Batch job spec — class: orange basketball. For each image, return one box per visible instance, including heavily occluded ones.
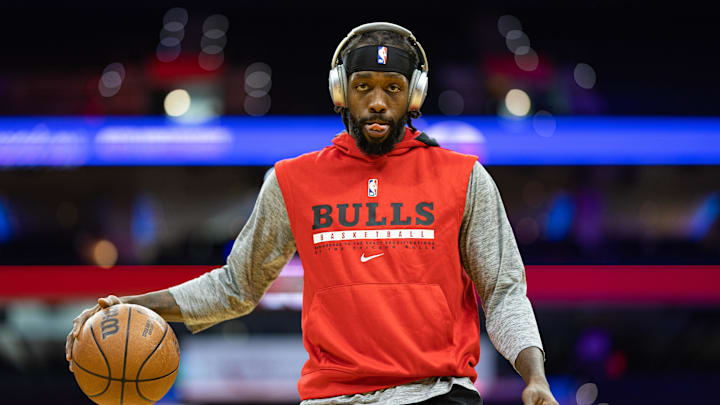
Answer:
[71,304,180,405]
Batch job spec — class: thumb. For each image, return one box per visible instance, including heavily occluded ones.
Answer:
[98,295,122,308]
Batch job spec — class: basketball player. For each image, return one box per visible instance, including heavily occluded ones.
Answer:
[67,22,558,405]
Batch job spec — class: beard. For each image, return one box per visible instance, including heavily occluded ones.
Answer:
[345,110,408,156]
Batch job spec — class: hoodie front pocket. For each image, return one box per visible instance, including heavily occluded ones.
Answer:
[303,282,455,376]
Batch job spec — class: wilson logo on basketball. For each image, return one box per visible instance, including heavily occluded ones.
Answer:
[100,306,119,339]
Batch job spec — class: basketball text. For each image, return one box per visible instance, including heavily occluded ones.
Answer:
[142,319,154,337]
[100,306,120,339]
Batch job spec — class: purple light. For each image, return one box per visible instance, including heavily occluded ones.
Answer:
[576,328,611,363]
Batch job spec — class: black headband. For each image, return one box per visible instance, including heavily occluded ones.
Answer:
[343,45,415,81]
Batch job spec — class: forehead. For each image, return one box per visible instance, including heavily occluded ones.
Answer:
[349,71,408,83]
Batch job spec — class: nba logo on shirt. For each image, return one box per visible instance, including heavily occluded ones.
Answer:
[368,179,378,197]
[377,46,387,64]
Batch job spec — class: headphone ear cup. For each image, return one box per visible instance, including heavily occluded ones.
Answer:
[328,65,347,108]
[407,69,428,113]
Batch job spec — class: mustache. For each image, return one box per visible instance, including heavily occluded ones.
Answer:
[358,114,396,126]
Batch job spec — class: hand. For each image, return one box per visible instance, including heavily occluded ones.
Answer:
[65,295,124,373]
[522,378,559,405]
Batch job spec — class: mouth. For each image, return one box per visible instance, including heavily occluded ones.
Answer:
[364,121,390,139]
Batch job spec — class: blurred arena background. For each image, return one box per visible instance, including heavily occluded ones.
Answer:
[0,2,719,404]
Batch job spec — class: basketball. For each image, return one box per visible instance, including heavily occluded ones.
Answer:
[71,304,180,405]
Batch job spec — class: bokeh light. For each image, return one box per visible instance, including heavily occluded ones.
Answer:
[438,90,464,116]
[514,45,531,56]
[160,28,184,47]
[157,8,187,63]
[199,14,229,71]
[0,196,11,243]
[201,35,227,54]
[575,382,599,405]
[576,328,611,362]
[505,30,530,54]
[101,71,122,88]
[546,192,575,241]
[156,43,181,63]
[163,20,184,33]
[244,62,272,115]
[504,89,531,116]
[533,110,556,137]
[606,350,628,379]
[92,239,118,269]
[244,94,272,116]
[245,71,272,96]
[497,15,522,38]
[98,63,125,97]
[689,192,720,240]
[515,48,539,71]
[574,62,597,89]
[516,217,540,244]
[246,62,272,75]
[163,7,188,29]
[198,52,224,71]
[202,14,229,37]
[164,89,191,117]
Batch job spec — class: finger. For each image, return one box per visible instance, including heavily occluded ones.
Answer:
[71,319,79,339]
[67,317,81,362]
[540,392,558,405]
[522,392,538,405]
[74,303,102,337]
[98,295,120,308]
[542,398,558,405]
[71,314,84,338]
[66,333,75,373]
[65,333,72,361]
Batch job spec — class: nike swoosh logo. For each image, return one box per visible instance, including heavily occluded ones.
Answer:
[360,252,384,263]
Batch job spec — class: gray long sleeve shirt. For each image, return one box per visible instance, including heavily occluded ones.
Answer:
[169,161,544,404]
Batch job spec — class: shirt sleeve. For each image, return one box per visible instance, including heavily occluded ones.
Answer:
[459,161,545,371]
[168,168,297,333]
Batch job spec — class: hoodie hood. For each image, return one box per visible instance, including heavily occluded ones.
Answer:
[331,126,438,162]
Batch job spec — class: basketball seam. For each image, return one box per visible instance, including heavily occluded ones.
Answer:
[120,307,132,405]
[135,323,170,402]
[84,323,112,398]
[70,360,179,383]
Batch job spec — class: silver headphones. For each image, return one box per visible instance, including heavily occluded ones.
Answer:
[328,22,429,116]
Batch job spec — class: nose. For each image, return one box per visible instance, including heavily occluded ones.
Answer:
[367,88,388,114]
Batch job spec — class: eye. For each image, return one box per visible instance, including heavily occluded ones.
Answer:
[355,83,369,91]
[388,84,401,93]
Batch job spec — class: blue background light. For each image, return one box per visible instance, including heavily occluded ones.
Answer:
[1,116,719,166]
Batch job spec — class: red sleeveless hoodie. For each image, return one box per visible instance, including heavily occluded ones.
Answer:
[274,127,480,400]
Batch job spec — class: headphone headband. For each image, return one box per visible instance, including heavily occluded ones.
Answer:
[330,22,429,74]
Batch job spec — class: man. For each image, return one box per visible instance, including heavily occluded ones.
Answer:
[66,22,558,405]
